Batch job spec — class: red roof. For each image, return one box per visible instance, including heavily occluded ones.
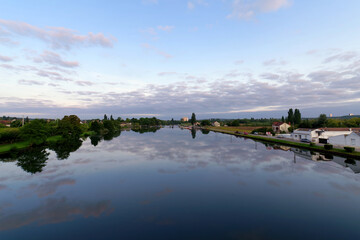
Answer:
[272,122,289,126]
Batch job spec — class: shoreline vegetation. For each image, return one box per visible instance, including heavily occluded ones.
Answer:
[0,115,163,156]
[205,126,360,159]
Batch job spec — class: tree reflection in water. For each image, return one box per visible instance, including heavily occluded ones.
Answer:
[48,137,83,160]
[16,146,49,174]
[191,128,196,139]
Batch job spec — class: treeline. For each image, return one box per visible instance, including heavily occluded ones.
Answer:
[299,115,360,128]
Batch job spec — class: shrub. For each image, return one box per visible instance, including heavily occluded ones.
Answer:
[344,146,355,153]
[309,142,315,146]
[0,128,21,143]
[324,144,333,150]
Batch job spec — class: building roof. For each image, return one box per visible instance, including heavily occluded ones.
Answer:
[272,122,289,126]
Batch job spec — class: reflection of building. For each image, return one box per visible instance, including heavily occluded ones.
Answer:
[332,156,360,174]
[291,148,332,161]
[181,117,189,122]
[291,148,360,174]
[273,145,291,151]
[272,122,291,133]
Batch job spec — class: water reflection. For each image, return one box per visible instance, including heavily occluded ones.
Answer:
[1,128,360,239]
[47,137,83,160]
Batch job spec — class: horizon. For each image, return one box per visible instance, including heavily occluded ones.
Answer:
[1,0,360,119]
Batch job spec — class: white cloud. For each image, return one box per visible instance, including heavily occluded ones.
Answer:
[228,0,291,19]
[34,51,79,68]
[0,19,117,50]
[157,25,175,32]
[142,43,173,59]
[0,54,13,62]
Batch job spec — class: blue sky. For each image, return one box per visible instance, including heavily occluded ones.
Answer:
[1,0,360,119]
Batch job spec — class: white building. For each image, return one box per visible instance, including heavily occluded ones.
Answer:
[212,121,220,127]
[292,128,353,144]
[329,132,360,147]
[272,122,291,133]
[292,128,320,142]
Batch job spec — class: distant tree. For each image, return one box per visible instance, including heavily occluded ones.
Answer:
[200,120,211,126]
[281,116,285,122]
[103,120,115,132]
[171,118,174,125]
[110,115,114,121]
[20,119,49,145]
[294,109,301,125]
[57,115,82,138]
[103,114,108,121]
[317,114,328,127]
[89,121,101,133]
[287,108,294,125]
[10,120,22,128]
[25,116,29,124]
[190,113,196,125]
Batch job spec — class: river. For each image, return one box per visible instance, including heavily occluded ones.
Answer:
[0,127,360,239]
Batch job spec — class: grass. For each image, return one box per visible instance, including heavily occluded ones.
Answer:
[46,135,63,143]
[0,135,64,154]
[207,126,360,159]
[0,141,31,154]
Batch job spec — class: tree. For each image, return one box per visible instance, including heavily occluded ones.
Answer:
[294,109,301,125]
[25,116,29,124]
[57,115,82,138]
[281,116,285,122]
[89,120,101,133]
[287,108,294,125]
[317,114,327,127]
[20,119,49,145]
[110,115,114,121]
[201,120,211,126]
[103,114,108,121]
[190,113,196,125]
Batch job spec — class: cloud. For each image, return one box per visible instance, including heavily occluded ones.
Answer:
[323,51,358,63]
[228,0,291,19]
[234,60,244,65]
[34,51,79,68]
[263,58,287,66]
[187,1,195,10]
[0,54,13,62]
[158,72,178,76]
[157,25,175,32]
[18,79,44,86]
[0,19,117,50]
[142,43,173,59]
[142,0,158,4]
[0,197,112,231]
[75,80,94,86]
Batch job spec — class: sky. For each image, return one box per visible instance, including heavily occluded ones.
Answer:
[1,0,360,120]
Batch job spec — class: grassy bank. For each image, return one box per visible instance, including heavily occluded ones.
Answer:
[207,127,360,159]
[0,135,64,155]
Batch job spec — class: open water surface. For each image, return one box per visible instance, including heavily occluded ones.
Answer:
[1,127,360,239]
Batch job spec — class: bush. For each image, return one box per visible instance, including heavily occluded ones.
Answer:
[344,146,355,153]
[324,144,333,150]
[309,142,315,146]
[0,128,21,143]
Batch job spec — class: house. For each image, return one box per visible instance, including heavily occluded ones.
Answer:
[292,128,354,144]
[212,121,220,127]
[272,122,291,133]
[181,117,189,122]
[329,132,360,147]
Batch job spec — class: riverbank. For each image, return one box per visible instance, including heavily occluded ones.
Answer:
[206,126,360,159]
[0,135,64,155]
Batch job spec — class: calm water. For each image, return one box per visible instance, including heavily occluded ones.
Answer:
[1,127,360,240]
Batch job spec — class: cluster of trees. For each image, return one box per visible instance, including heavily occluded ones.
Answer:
[281,108,301,125]
[299,115,360,128]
